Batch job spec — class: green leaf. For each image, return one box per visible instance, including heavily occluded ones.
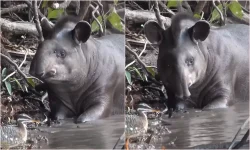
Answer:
[114,0,118,5]
[194,13,201,19]
[209,4,223,23]
[133,67,144,81]
[4,80,12,95]
[91,15,107,33]
[47,7,64,19]
[2,68,7,78]
[27,78,36,88]
[146,67,156,78]
[42,0,48,8]
[14,78,24,92]
[228,1,243,19]
[125,70,132,85]
[107,11,124,32]
[167,0,182,8]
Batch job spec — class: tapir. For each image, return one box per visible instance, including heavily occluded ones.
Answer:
[144,13,249,110]
[29,16,125,123]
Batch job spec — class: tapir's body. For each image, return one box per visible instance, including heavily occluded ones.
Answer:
[144,13,249,110]
[30,16,124,123]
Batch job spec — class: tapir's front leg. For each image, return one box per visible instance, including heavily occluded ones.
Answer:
[76,96,111,123]
[202,88,231,110]
[48,93,75,120]
[166,88,187,111]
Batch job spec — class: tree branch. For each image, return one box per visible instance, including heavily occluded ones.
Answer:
[1,4,28,15]
[125,9,171,28]
[153,1,165,30]
[0,18,38,36]
[32,0,44,42]
[194,1,207,15]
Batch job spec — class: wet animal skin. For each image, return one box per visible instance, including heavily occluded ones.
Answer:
[144,13,249,111]
[29,16,125,123]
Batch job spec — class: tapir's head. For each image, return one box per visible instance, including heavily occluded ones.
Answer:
[144,13,210,99]
[29,16,91,85]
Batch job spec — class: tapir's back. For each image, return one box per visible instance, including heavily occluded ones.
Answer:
[215,24,249,102]
[98,34,125,54]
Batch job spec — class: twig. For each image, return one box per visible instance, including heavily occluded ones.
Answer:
[182,0,193,13]
[153,1,165,30]
[0,53,42,87]
[125,40,148,69]
[2,50,28,82]
[194,1,207,16]
[221,0,227,25]
[125,45,150,77]
[158,1,175,16]
[78,0,91,20]
[97,0,106,35]
[212,0,224,26]
[1,4,28,15]
[228,117,249,149]
[32,0,44,42]
[90,4,103,36]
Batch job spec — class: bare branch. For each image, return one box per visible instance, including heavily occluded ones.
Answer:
[182,0,192,14]
[90,4,103,36]
[158,1,175,16]
[212,0,224,26]
[0,53,42,88]
[78,0,91,20]
[153,1,165,30]
[126,40,148,69]
[194,1,207,15]
[125,9,171,28]
[1,4,28,15]
[2,50,28,82]
[32,0,44,42]
[97,0,106,35]
[0,18,38,36]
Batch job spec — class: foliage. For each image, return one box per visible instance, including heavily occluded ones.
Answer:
[1,68,27,96]
[91,8,124,33]
[167,0,183,8]
[125,70,132,85]
[42,0,65,20]
[209,1,243,23]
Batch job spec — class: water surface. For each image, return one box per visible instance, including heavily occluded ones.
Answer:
[151,102,249,149]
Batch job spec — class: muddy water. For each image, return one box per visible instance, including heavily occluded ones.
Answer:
[30,115,125,149]
[150,102,249,149]
[28,102,248,149]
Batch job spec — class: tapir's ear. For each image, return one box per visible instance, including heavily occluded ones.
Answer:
[41,17,54,39]
[189,20,210,42]
[72,21,91,43]
[144,20,164,45]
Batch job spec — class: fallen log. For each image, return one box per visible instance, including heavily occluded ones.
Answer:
[125,8,171,27]
[0,18,38,36]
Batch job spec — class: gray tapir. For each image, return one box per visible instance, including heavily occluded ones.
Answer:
[29,16,125,123]
[144,13,249,110]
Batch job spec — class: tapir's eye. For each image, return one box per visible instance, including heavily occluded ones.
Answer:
[59,50,66,58]
[55,49,66,58]
[186,57,194,66]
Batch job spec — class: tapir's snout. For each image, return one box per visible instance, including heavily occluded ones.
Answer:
[29,58,56,80]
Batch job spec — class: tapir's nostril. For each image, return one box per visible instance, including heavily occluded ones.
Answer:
[36,72,45,77]
[37,71,44,77]
[48,69,56,76]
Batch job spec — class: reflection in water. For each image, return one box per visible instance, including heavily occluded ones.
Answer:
[31,115,124,149]
[157,102,249,149]
[29,102,248,149]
